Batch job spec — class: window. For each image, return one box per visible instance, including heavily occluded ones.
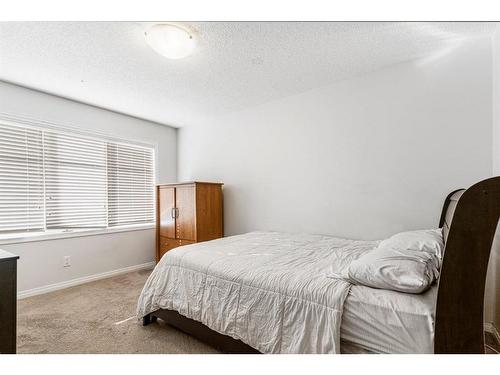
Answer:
[0,122,155,238]
[107,143,155,227]
[0,124,44,233]
[44,131,108,229]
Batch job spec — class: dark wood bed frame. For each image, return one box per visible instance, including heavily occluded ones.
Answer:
[143,176,500,354]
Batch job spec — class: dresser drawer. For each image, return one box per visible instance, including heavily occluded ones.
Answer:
[178,239,195,246]
[159,237,179,259]
[0,252,19,354]
[158,237,196,260]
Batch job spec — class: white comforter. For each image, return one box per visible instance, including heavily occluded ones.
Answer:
[137,231,377,353]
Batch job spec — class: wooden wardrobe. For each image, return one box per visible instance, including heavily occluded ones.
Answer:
[156,182,223,262]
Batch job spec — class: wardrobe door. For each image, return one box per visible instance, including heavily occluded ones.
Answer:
[159,187,176,238]
[195,184,223,241]
[175,185,196,241]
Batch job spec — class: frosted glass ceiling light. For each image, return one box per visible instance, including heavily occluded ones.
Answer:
[145,24,196,59]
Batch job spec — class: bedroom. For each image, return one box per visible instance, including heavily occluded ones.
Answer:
[1,0,500,371]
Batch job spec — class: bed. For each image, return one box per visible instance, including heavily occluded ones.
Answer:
[137,177,500,354]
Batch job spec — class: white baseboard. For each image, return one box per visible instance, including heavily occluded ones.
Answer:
[484,322,500,345]
[17,261,155,299]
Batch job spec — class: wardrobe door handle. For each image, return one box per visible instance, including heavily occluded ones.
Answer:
[171,208,176,219]
[175,208,180,218]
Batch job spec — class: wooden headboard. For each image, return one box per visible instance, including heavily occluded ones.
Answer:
[434,177,500,353]
[439,189,465,243]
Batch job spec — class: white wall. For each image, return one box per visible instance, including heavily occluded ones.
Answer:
[179,37,498,326]
[179,37,492,241]
[0,81,177,293]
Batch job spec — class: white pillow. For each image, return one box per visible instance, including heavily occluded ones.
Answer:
[346,245,440,294]
[377,228,444,259]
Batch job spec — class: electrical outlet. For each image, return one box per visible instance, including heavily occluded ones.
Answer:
[63,256,71,267]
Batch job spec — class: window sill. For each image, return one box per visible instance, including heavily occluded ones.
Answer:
[0,224,155,246]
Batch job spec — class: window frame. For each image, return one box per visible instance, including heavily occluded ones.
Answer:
[0,114,158,245]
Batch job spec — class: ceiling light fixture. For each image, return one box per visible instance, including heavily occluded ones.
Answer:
[145,23,196,60]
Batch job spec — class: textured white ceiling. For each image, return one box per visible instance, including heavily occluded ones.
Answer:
[0,22,495,127]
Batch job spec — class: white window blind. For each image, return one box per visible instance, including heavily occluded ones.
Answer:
[0,121,155,236]
[107,143,155,227]
[0,124,44,233]
[44,131,108,229]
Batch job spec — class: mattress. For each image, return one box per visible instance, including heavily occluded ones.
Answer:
[341,284,436,353]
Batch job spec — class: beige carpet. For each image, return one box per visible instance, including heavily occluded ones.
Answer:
[17,269,219,354]
[17,269,500,354]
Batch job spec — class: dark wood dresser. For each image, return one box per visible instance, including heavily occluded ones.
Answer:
[0,250,19,354]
